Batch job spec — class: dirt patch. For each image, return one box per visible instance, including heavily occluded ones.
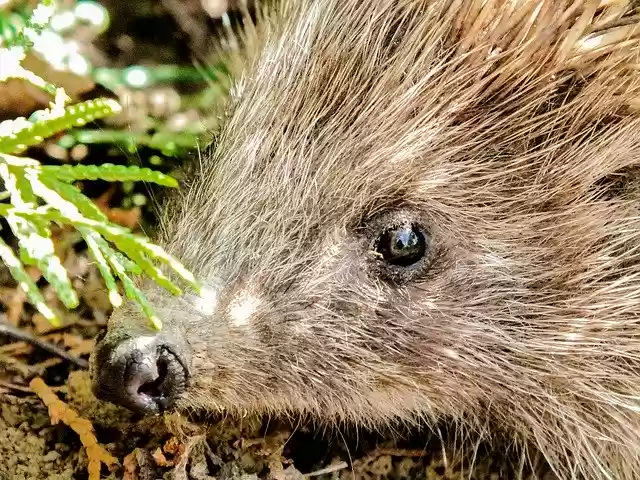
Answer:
[0,368,547,479]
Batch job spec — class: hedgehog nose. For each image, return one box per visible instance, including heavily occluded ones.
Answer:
[91,335,188,414]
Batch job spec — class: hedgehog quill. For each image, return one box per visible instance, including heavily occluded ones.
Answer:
[91,1,640,479]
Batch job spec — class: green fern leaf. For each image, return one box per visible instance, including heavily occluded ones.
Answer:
[73,219,189,295]
[115,245,182,296]
[62,129,200,156]
[105,249,162,330]
[0,98,122,154]
[111,250,142,275]
[0,0,202,330]
[0,156,38,205]
[0,8,30,48]
[141,241,201,294]
[4,202,197,321]
[0,160,79,310]
[42,163,179,188]
[82,230,122,308]
[0,0,55,49]
[39,178,108,223]
[0,236,60,325]
[35,212,201,294]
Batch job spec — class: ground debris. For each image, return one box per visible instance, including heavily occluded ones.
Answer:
[29,376,118,480]
[123,447,163,480]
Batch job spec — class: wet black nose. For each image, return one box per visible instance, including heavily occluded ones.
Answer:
[91,335,188,414]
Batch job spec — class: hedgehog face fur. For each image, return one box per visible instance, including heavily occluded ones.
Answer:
[91,1,640,478]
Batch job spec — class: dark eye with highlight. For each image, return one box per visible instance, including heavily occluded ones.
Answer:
[375,223,428,267]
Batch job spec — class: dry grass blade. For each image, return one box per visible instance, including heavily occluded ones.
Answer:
[29,377,118,480]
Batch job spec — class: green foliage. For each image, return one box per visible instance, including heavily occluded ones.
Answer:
[0,0,54,49]
[60,129,201,157]
[0,0,202,328]
[0,98,122,154]
[42,163,179,187]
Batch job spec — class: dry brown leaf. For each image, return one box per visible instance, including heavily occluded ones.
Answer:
[3,333,92,371]
[93,187,142,230]
[0,287,28,326]
[151,436,186,467]
[59,333,85,347]
[68,338,96,357]
[94,186,117,208]
[107,207,142,230]
[0,352,33,377]
[172,434,208,479]
[50,225,79,261]
[163,436,182,455]
[151,447,172,467]
[0,79,51,119]
[0,341,33,356]
[33,313,57,335]
[29,377,118,480]
[123,450,140,480]
[25,266,42,281]
[0,265,42,325]
[31,357,62,371]
[0,51,94,118]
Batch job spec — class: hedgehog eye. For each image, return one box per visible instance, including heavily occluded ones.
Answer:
[375,223,427,267]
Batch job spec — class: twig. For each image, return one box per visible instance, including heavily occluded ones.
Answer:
[369,448,427,458]
[0,317,88,369]
[0,378,33,393]
[304,461,349,477]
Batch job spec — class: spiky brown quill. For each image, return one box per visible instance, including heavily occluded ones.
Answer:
[93,2,640,478]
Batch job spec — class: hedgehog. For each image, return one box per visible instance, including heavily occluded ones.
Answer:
[91,1,640,478]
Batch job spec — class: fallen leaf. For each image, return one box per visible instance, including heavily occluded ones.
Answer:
[30,377,118,480]
[163,436,182,455]
[123,449,140,480]
[151,447,172,467]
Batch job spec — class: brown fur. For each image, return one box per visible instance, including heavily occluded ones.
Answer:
[95,1,640,478]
